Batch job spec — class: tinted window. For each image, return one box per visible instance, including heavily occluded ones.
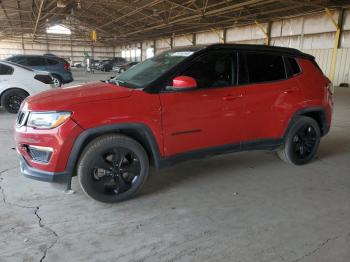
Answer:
[238,53,249,85]
[47,58,59,65]
[181,52,234,89]
[27,57,47,66]
[246,53,286,83]
[8,56,27,65]
[0,64,13,75]
[116,49,195,89]
[5,61,33,71]
[288,57,301,75]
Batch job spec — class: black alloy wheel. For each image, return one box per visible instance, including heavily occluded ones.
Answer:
[1,89,28,113]
[91,147,141,195]
[7,95,23,112]
[278,116,321,165]
[78,134,149,202]
[291,125,317,160]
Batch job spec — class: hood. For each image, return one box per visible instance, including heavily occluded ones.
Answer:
[25,81,134,111]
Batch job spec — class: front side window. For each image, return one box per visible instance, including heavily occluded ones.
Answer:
[245,53,286,83]
[180,52,235,89]
[0,64,14,75]
[115,49,197,89]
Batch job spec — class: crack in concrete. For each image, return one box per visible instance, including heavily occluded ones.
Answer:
[0,166,59,262]
[291,235,341,262]
[35,207,59,262]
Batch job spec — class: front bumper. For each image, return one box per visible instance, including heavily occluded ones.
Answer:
[19,154,69,183]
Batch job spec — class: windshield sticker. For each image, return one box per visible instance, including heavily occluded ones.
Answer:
[170,51,194,57]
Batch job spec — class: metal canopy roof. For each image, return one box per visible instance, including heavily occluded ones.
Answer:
[0,0,348,44]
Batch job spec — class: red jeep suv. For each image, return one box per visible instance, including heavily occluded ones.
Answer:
[15,44,333,203]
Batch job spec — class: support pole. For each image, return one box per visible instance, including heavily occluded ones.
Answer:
[153,39,156,55]
[32,0,45,42]
[140,42,143,61]
[223,28,227,44]
[325,8,344,83]
[211,28,224,43]
[255,20,270,46]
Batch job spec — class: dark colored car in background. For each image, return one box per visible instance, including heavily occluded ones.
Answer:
[113,61,139,73]
[6,55,73,87]
[101,57,127,72]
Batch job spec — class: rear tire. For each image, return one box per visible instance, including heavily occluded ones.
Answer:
[77,134,149,203]
[277,116,320,165]
[52,75,62,87]
[1,89,28,113]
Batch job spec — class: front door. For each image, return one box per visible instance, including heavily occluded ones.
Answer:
[160,51,245,157]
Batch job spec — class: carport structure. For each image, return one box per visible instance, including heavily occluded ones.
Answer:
[0,0,348,44]
[1,1,350,262]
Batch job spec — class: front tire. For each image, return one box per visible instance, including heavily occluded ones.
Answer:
[1,89,28,113]
[278,116,320,165]
[77,134,149,203]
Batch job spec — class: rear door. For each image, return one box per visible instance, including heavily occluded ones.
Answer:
[239,52,302,142]
[160,51,245,157]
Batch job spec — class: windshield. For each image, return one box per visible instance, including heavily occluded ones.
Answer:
[113,50,196,89]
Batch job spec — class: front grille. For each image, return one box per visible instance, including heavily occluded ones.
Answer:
[27,146,52,163]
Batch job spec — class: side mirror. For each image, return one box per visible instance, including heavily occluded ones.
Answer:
[169,76,197,91]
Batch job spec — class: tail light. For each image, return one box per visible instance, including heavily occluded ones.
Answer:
[325,77,333,95]
[327,82,333,95]
[64,63,70,71]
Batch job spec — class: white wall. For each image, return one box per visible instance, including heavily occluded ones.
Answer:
[0,39,116,63]
[124,8,350,85]
[1,8,349,85]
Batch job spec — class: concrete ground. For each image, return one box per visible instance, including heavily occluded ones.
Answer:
[0,71,349,262]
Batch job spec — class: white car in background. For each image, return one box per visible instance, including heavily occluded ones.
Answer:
[0,61,55,113]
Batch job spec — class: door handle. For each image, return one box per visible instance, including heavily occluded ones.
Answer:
[223,94,243,101]
[284,87,299,94]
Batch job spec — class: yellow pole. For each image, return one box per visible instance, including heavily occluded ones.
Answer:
[255,20,269,45]
[325,8,340,82]
[211,28,224,43]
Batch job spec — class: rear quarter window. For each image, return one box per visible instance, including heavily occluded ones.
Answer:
[245,53,286,83]
[0,64,14,75]
[287,57,301,75]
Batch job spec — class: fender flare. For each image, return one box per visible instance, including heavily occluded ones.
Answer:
[65,123,163,175]
[283,107,329,139]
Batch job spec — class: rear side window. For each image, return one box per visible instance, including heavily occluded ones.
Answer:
[27,57,47,66]
[47,58,59,65]
[245,53,286,83]
[0,64,14,75]
[287,57,301,75]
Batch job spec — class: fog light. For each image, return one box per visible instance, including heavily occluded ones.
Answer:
[27,145,53,164]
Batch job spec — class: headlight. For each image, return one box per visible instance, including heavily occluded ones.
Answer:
[27,111,71,129]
